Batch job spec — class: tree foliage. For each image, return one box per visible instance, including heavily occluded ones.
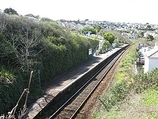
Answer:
[100,40,111,53]
[94,25,102,33]
[0,14,99,114]
[103,32,116,44]
[3,8,18,15]
[82,26,96,34]
[147,34,154,41]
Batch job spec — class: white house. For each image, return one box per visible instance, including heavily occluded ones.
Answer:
[144,47,158,73]
[139,46,150,55]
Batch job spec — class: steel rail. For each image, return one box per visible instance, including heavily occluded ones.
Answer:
[48,50,125,119]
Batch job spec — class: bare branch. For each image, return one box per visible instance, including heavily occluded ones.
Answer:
[7,71,33,119]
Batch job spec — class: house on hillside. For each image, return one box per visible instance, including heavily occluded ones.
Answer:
[144,45,158,73]
[139,47,151,55]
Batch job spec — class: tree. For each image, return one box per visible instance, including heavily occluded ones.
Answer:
[112,31,129,44]
[103,32,116,44]
[40,17,52,22]
[147,34,154,41]
[0,14,9,59]
[139,31,144,37]
[94,25,102,33]
[4,8,18,15]
[0,13,7,34]
[101,40,111,53]
[5,17,44,73]
[82,27,96,34]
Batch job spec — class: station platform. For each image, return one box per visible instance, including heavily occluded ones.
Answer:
[25,48,120,119]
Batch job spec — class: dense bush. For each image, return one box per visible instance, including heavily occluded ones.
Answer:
[81,26,96,34]
[0,14,99,113]
[134,68,158,93]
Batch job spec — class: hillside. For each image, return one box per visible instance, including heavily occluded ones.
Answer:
[0,13,99,114]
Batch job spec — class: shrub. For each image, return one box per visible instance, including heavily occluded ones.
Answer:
[0,14,99,114]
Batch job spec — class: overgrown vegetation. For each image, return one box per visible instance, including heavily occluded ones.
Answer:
[81,26,97,34]
[93,42,158,119]
[0,13,99,114]
[100,31,130,54]
[99,44,137,111]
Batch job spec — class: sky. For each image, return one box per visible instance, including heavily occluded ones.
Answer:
[0,0,158,24]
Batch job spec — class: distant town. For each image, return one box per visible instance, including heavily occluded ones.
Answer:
[1,8,158,41]
[56,19,158,40]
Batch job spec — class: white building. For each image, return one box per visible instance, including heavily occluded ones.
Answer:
[139,47,150,55]
[144,47,158,73]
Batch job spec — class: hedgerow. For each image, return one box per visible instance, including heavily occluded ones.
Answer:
[0,13,99,114]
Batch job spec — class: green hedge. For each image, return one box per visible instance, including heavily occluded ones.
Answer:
[0,14,99,113]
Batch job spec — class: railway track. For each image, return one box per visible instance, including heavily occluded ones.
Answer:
[76,47,127,119]
[33,45,128,119]
[47,49,126,119]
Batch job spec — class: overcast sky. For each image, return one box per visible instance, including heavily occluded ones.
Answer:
[0,0,158,24]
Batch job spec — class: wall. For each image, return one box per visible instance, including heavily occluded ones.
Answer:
[144,56,149,73]
[145,57,158,73]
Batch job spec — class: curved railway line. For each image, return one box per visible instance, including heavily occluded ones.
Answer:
[76,47,127,119]
[28,45,129,119]
[52,52,123,119]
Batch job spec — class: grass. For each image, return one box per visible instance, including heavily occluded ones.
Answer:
[95,88,158,119]
[115,71,125,81]
[141,88,158,106]
[93,106,124,119]
[92,43,158,119]
[92,45,136,119]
